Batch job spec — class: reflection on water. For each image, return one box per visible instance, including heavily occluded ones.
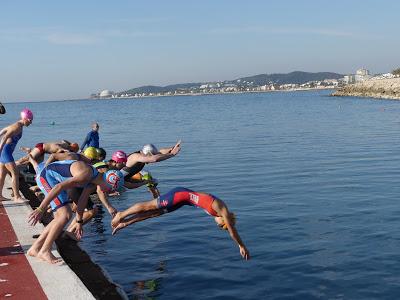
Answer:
[132,261,166,300]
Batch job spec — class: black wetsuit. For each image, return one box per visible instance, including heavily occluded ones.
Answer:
[122,151,145,180]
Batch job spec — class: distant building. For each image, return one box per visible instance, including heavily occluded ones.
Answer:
[356,68,370,76]
[343,75,356,84]
[355,68,372,82]
[99,90,114,98]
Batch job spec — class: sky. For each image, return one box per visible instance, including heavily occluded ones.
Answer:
[1,0,400,102]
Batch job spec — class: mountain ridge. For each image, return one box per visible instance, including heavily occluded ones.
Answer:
[120,71,343,95]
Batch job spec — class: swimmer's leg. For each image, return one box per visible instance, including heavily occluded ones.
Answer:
[28,219,56,257]
[111,198,158,227]
[4,162,25,202]
[37,205,72,264]
[112,209,164,235]
[0,164,9,201]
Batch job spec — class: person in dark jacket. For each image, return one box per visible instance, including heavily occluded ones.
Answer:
[80,122,99,151]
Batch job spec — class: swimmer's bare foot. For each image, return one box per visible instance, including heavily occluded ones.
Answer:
[37,251,62,264]
[112,222,127,235]
[0,195,10,201]
[27,246,39,257]
[13,197,28,204]
[111,212,122,227]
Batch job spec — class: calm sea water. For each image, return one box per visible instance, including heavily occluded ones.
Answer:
[4,90,400,299]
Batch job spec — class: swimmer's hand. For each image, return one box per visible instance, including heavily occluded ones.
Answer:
[239,245,250,260]
[171,140,181,156]
[74,223,83,240]
[28,207,44,226]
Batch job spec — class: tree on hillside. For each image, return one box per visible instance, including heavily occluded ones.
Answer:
[392,68,400,76]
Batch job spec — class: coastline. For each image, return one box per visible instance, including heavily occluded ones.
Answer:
[92,86,335,101]
[332,78,400,100]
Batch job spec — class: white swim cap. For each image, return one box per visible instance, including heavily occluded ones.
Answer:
[142,144,159,155]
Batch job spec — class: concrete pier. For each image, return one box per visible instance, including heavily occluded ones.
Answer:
[0,175,127,299]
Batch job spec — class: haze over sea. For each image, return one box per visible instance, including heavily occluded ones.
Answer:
[3,90,400,299]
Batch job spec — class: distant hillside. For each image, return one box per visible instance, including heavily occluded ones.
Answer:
[123,83,202,95]
[233,71,343,85]
[119,71,343,95]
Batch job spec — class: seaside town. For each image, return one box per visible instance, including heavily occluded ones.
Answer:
[91,68,399,100]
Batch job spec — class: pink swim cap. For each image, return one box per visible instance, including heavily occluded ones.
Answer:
[20,108,33,121]
[112,150,127,163]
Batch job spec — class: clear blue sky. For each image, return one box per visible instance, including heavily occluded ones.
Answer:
[1,0,399,101]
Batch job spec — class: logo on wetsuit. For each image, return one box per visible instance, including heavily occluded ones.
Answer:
[189,193,199,204]
[106,172,120,190]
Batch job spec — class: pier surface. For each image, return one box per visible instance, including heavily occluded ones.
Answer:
[0,176,95,300]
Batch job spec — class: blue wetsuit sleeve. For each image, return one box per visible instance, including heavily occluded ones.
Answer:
[81,132,91,150]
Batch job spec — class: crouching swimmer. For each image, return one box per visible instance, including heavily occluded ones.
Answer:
[111,187,250,260]
[27,156,124,264]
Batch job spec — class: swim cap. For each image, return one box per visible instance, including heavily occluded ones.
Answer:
[142,144,159,155]
[93,161,108,170]
[111,150,127,163]
[96,147,107,160]
[69,143,79,153]
[83,147,98,160]
[20,108,33,121]
[103,170,124,191]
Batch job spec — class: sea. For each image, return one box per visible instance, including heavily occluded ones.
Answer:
[3,90,400,299]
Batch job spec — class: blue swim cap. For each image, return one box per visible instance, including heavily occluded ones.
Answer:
[103,170,124,191]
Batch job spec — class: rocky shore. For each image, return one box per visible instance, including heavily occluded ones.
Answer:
[332,78,400,100]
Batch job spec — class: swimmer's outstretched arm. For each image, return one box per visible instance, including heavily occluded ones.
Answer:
[158,140,181,154]
[96,186,117,216]
[27,154,38,170]
[221,209,250,260]
[20,146,32,153]
[28,176,86,226]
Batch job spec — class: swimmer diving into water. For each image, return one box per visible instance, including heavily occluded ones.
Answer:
[111,187,250,260]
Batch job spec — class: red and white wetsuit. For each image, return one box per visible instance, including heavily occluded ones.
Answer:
[157,187,219,216]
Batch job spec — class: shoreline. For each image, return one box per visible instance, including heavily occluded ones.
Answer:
[92,86,335,101]
[332,78,400,100]
[3,87,336,104]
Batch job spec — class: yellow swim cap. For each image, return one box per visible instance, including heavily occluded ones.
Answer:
[84,147,98,160]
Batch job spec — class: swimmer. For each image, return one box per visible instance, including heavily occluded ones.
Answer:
[80,122,99,151]
[16,140,79,166]
[64,151,126,239]
[27,156,124,264]
[0,109,33,202]
[44,146,96,167]
[111,187,250,260]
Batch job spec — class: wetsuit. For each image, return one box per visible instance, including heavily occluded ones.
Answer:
[157,187,219,216]
[81,130,99,150]
[0,130,23,164]
[36,160,98,211]
[121,151,145,180]
[34,143,45,155]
